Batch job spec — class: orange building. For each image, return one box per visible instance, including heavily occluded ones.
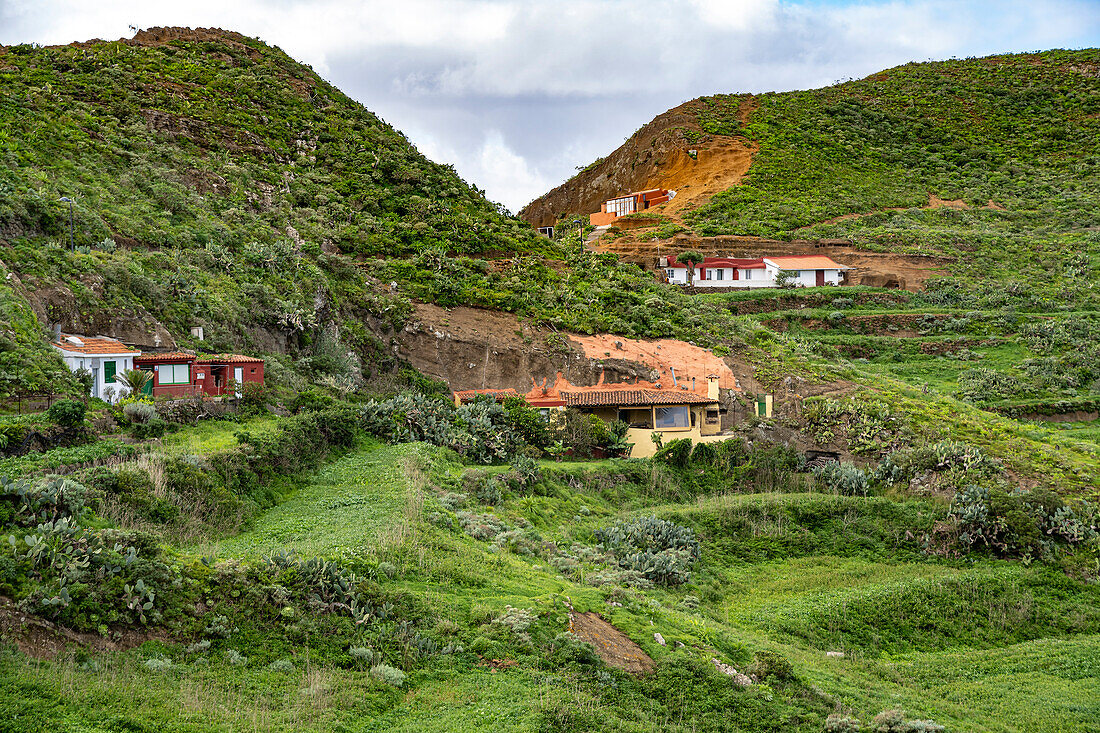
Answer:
[589,188,675,227]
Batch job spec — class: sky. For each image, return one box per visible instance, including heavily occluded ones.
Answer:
[2,0,1099,212]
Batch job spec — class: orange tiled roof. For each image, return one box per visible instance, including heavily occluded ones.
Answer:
[135,352,195,362]
[764,256,849,270]
[454,388,518,402]
[52,334,139,355]
[561,387,715,407]
[198,353,264,363]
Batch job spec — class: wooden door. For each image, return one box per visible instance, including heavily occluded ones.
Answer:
[816,270,825,286]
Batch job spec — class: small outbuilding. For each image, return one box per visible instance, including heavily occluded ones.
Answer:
[134,352,264,398]
[51,333,141,403]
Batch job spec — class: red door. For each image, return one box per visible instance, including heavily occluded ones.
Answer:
[816,270,825,286]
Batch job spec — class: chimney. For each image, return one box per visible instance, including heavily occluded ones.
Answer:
[706,374,719,401]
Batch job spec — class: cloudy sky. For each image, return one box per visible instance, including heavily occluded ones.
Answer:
[2,1,1099,211]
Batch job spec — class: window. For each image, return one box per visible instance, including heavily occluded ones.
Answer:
[619,408,652,429]
[158,363,190,385]
[250,368,256,374]
[706,409,720,424]
[605,196,635,217]
[654,405,690,429]
[716,269,724,281]
[665,269,676,280]
[743,269,753,280]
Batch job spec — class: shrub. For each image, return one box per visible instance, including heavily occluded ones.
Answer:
[123,402,157,425]
[370,663,406,687]
[143,658,173,672]
[654,438,693,469]
[956,367,1021,402]
[871,709,944,733]
[267,659,295,672]
[240,382,268,416]
[130,418,168,440]
[290,388,335,413]
[47,399,86,427]
[812,462,869,496]
[824,715,862,732]
[747,650,793,681]
[225,649,248,666]
[595,516,700,586]
[348,646,375,665]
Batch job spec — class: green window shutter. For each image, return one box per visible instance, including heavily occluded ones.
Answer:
[142,373,153,395]
[104,361,116,383]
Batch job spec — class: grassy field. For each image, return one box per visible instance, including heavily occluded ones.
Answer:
[160,415,280,457]
[4,439,1097,732]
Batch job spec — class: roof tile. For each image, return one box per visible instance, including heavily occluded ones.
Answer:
[52,334,139,355]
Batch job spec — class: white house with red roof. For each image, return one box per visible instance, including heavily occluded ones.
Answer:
[51,333,141,402]
[662,255,849,288]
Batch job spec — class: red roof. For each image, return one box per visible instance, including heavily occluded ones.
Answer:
[667,256,765,270]
[562,387,715,407]
[135,352,195,364]
[52,334,138,356]
[198,354,264,364]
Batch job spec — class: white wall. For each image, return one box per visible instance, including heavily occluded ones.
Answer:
[667,264,843,288]
[57,352,135,402]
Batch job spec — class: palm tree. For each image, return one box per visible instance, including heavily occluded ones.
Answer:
[116,368,153,397]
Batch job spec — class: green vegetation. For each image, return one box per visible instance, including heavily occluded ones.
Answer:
[1,32,1099,733]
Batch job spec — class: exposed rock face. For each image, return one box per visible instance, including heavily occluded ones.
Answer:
[520,97,755,228]
[395,303,658,393]
[17,281,175,350]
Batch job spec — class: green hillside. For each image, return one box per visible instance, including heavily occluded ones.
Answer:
[0,28,551,398]
[1,33,1099,733]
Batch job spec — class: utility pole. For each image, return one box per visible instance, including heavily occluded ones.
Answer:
[59,197,74,250]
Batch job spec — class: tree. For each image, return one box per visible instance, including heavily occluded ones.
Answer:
[116,368,153,396]
[678,250,704,286]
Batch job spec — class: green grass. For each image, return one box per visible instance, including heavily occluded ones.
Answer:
[204,440,417,562]
[5,444,1100,731]
[159,415,279,457]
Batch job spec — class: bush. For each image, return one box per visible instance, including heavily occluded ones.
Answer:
[813,462,869,496]
[956,367,1021,402]
[370,663,406,687]
[123,402,158,425]
[654,438,693,469]
[47,399,86,428]
[240,382,268,416]
[871,709,944,733]
[747,650,793,681]
[290,388,335,413]
[130,418,169,440]
[596,516,701,586]
[824,715,862,732]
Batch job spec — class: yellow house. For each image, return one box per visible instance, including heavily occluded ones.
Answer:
[455,374,729,459]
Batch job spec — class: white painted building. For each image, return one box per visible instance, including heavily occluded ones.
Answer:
[763,256,849,287]
[662,255,849,288]
[51,333,141,402]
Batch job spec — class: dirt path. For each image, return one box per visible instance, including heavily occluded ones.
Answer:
[569,612,655,674]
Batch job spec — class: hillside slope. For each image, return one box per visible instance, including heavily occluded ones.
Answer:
[0,27,547,397]
[522,50,1100,295]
